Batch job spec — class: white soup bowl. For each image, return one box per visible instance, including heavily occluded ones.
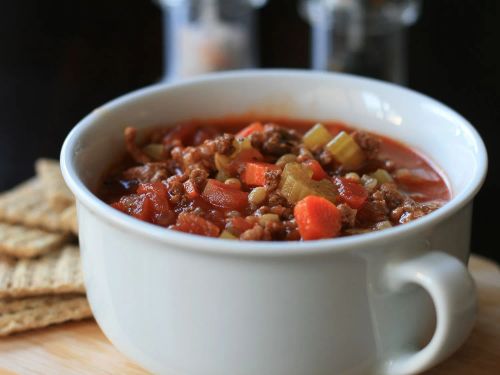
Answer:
[61,71,487,375]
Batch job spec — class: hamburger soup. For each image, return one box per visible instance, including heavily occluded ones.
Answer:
[98,119,450,241]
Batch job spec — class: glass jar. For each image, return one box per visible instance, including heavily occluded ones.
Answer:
[301,0,421,84]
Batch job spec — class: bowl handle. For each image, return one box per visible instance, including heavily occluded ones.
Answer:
[379,251,476,375]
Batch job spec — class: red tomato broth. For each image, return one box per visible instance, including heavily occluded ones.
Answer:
[98,117,451,240]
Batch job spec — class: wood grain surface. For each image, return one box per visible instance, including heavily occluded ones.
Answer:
[0,255,498,375]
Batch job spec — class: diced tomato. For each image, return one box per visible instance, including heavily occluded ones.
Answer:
[303,159,328,180]
[202,179,249,210]
[227,216,254,235]
[173,213,220,237]
[228,148,264,174]
[294,196,341,240]
[236,122,264,138]
[240,162,281,186]
[112,194,155,222]
[136,182,174,226]
[183,180,200,199]
[334,177,368,209]
[137,181,167,197]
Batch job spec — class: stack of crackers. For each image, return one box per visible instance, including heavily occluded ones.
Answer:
[0,159,92,336]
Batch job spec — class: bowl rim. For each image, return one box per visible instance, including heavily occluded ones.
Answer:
[60,69,488,257]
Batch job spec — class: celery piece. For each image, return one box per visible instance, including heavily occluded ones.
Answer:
[142,144,164,160]
[311,179,337,203]
[279,163,336,204]
[326,131,365,170]
[370,169,394,185]
[276,153,297,167]
[220,230,237,240]
[279,163,314,204]
[303,123,333,150]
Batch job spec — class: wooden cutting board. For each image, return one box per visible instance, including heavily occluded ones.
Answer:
[0,255,498,375]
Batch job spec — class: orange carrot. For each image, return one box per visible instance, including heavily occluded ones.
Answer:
[236,122,264,138]
[294,196,341,240]
[241,162,281,186]
[303,159,328,180]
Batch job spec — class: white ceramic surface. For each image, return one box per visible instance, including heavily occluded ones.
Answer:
[61,71,487,375]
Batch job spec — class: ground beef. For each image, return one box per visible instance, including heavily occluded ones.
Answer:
[214,133,235,155]
[317,149,334,167]
[283,220,300,241]
[379,183,405,210]
[124,127,153,164]
[165,175,186,205]
[170,144,215,175]
[169,134,235,175]
[268,192,288,207]
[393,199,443,224]
[240,224,266,240]
[122,162,169,183]
[189,168,209,192]
[356,192,389,226]
[261,124,301,156]
[269,205,288,217]
[338,203,357,228]
[265,169,282,192]
[352,131,381,160]
[249,131,264,149]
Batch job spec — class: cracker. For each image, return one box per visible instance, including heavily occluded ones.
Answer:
[0,294,91,336]
[0,178,76,233]
[0,245,85,298]
[35,158,75,208]
[0,222,68,258]
[60,204,78,235]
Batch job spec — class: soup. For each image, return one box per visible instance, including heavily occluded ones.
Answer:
[98,119,450,241]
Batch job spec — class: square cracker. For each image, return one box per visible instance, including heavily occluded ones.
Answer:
[0,294,91,336]
[0,222,69,258]
[0,178,77,234]
[0,245,85,298]
[35,158,75,208]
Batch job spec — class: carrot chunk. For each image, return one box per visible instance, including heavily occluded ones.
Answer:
[236,122,264,138]
[294,195,341,240]
[241,162,281,186]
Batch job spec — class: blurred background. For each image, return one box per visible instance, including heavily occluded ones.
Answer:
[0,0,498,261]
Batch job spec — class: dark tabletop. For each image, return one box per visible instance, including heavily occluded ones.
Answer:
[0,0,498,262]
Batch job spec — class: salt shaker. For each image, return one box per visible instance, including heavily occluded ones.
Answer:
[156,0,267,81]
